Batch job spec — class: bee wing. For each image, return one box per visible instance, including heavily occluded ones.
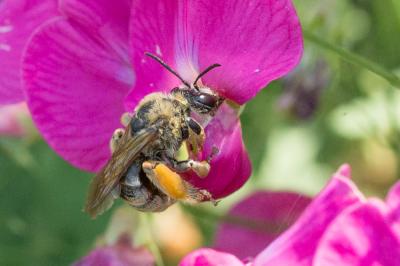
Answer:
[84,125,159,218]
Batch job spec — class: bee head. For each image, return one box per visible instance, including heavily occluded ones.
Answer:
[145,52,224,114]
[179,87,223,114]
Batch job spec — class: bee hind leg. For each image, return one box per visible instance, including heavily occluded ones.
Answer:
[142,161,213,203]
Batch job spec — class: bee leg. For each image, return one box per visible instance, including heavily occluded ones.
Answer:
[109,128,125,153]
[186,118,205,156]
[142,161,213,203]
[172,159,211,178]
[186,117,203,136]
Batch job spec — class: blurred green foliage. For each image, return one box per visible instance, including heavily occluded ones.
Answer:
[0,139,110,265]
[1,0,400,265]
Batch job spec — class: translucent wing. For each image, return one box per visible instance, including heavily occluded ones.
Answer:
[84,125,159,218]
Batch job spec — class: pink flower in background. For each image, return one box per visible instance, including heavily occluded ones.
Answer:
[73,235,154,266]
[21,0,302,197]
[0,0,59,104]
[0,102,29,136]
[214,191,311,261]
[180,165,400,266]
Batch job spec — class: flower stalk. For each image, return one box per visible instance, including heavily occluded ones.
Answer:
[303,30,400,88]
[138,214,165,266]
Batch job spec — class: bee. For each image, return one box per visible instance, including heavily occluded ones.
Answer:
[85,53,224,218]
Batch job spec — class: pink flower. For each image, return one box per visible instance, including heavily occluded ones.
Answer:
[214,191,311,261]
[73,235,155,266]
[0,102,29,136]
[21,0,302,197]
[180,165,400,266]
[0,0,59,104]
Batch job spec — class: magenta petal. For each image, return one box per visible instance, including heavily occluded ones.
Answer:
[126,0,303,109]
[214,191,311,261]
[193,0,303,104]
[386,181,400,237]
[23,18,133,171]
[387,181,400,211]
[313,202,400,266]
[179,248,244,266]
[60,0,131,45]
[0,0,58,104]
[253,165,364,265]
[125,0,182,111]
[184,104,251,199]
[73,240,155,266]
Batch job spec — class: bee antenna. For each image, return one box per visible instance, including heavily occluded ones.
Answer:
[193,63,221,88]
[145,52,191,88]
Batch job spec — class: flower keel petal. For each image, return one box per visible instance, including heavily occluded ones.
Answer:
[185,104,251,199]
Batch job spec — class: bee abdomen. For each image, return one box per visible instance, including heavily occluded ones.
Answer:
[120,162,174,211]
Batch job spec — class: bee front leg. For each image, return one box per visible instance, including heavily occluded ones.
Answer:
[168,147,219,178]
[172,159,211,178]
[142,161,213,203]
[109,128,125,153]
[186,117,205,156]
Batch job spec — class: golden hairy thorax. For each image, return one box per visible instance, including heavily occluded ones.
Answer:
[133,92,190,154]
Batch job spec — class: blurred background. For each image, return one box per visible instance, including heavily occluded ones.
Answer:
[1,0,400,265]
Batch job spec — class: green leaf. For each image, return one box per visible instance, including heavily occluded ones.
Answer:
[303,30,400,89]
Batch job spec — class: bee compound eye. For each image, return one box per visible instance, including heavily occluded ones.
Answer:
[196,94,219,109]
[130,118,146,135]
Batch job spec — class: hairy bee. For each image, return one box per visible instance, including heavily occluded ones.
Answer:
[85,53,224,218]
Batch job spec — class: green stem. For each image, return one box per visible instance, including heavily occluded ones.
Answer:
[303,30,400,88]
[391,0,400,28]
[139,214,165,266]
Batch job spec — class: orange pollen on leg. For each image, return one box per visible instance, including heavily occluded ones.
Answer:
[153,164,187,199]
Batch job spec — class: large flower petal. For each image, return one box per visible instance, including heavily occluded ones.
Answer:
[126,0,303,109]
[179,248,244,266]
[125,0,182,111]
[387,181,400,209]
[193,0,303,104]
[23,12,133,171]
[253,165,365,265]
[386,181,400,237]
[0,0,58,104]
[184,104,251,199]
[214,191,311,260]
[60,0,131,48]
[313,201,400,266]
